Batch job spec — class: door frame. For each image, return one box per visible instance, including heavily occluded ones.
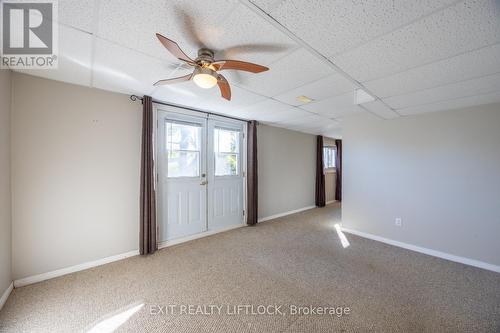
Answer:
[153,104,248,247]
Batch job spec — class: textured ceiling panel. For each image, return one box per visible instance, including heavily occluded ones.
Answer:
[14,0,500,136]
[227,48,334,97]
[250,0,457,56]
[192,85,266,116]
[97,1,295,67]
[272,114,331,131]
[361,100,400,120]
[398,91,500,115]
[273,74,357,106]
[333,0,500,82]
[363,43,500,98]
[236,99,312,122]
[151,80,208,110]
[97,0,240,63]
[209,4,298,66]
[93,38,177,95]
[58,0,95,33]
[300,92,358,116]
[15,25,92,87]
[285,118,341,136]
[384,73,500,109]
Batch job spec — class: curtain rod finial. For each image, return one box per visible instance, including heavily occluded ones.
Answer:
[130,95,143,102]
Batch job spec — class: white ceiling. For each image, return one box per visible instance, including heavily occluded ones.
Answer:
[14,0,500,138]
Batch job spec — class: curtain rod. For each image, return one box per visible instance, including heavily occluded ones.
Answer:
[130,95,250,123]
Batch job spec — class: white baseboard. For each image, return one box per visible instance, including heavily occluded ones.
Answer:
[13,224,247,288]
[0,282,13,311]
[326,200,337,205]
[341,227,500,274]
[158,223,246,249]
[14,250,140,288]
[0,282,14,310]
[258,205,316,223]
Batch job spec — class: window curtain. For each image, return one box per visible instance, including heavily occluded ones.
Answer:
[140,95,157,255]
[315,135,326,207]
[335,139,342,202]
[247,120,258,225]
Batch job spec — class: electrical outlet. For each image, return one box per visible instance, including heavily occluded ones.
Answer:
[395,218,402,227]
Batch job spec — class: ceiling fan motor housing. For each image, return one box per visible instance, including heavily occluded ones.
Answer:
[196,48,215,66]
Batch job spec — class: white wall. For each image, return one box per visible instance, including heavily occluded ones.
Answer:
[257,124,316,219]
[11,73,142,280]
[0,70,12,295]
[343,103,500,267]
[9,74,321,280]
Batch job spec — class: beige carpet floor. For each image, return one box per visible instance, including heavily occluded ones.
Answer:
[1,203,500,332]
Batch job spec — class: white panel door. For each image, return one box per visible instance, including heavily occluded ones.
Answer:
[207,119,245,231]
[157,109,245,242]
[157,111,207,241]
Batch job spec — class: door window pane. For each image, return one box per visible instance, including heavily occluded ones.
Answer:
[214,128,240,176]
[323,146,336,169]
[166,121,201,177]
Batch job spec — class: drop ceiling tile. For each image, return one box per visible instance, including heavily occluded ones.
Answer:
[250,0,457,56]
[384,73,500,109]
[15,25,92,87]
[152,81,208,110]
[301,92,366,118]
[208,4,297,66]
[152,83,264,119]
[193,86,267,116]
[362,100,400,120]
[58,0,95,33]
[93,38,177,95]
[333,0,500,82]
[287,126,321,135]
[286,117,340,135]
[273,113,326,127]
[273,74,358,106]
[398,91,500,115]
[228,48,334,97]
[300,118,339,130]
[322,128,342,139]
[364,43,500,98]
[237,99,311,123]
[96,0,296,69]
[97,0,239,63]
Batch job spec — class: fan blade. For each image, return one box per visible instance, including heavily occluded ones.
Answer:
[154,74,192,86]
[175,7,206,49]
[218,43,289,58]
[156,33,194,64]
[217,74,231,101]
[212,60,269,73]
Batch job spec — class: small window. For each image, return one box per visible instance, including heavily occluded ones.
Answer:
[323,146,336,169]
[166,121,201,178]
[214,127,240,176]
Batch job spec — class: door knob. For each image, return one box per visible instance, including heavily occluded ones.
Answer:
[200,180,208,186]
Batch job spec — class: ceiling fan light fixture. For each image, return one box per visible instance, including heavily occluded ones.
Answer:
[193,67,218,89]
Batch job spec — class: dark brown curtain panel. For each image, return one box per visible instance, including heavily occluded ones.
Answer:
[247,120,258,225]
[315,135,326,207]
[140,95,157,255]
[335,139,342,202]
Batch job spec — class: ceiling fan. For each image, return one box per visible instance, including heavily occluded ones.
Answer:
[154,33,269,101]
